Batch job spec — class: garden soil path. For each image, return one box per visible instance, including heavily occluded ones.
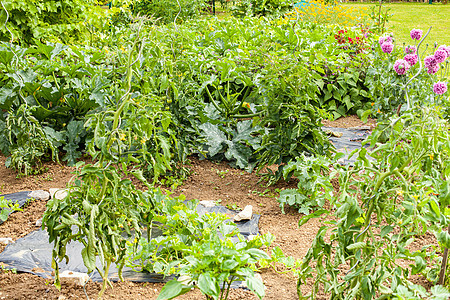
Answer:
[0,116,377,300]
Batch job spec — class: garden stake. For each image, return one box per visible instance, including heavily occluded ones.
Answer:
[438,225,450,285]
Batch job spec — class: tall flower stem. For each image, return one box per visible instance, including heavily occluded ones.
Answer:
[404,26,431,110]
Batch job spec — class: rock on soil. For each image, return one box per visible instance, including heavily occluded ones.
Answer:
[234,205,253,222]
[28,190,50,201]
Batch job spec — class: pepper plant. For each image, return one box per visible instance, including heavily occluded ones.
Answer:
[127,197,271,300]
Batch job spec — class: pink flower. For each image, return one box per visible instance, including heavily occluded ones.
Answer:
[405,45,417,54]
[410,29,423,40]
[434,49,448,63]
[437,45,450,56]
[427,64,440,74]
[424,55,437,68]
[378,35,393,45]
[433,82,447,95]
[381,42,394,54]
[394,59,410,75]
[404,54,418,66]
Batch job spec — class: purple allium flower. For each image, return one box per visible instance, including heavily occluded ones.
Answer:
[410,29,423,40]
[381,42,394,54]
[433,82,447,95]
[437,45,449,56]
[424,55,437,68]
[379,35,393,45]
[427,64,440,74]
[405,45,417,54]
[434,49,448,63]
[404,54,418,66]
[394,59,411,75]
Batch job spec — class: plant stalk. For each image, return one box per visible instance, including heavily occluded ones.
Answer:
[98,260,112,299]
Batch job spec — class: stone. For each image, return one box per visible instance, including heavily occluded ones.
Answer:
[28,190,50,201]
[59,270,90,286]
[234,205,253,222]
[35,218,43,227]
[54,189,68,200]
[49,188,59,199]
[0,238,13,245]
[199,200,215,208]
[49,188,68,200]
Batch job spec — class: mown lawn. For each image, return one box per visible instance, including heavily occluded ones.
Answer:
[344,3,450,47]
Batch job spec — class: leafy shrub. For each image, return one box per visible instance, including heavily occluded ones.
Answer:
[43,162,158,296]
[231,0,292,18]
[0,0,107,45]
[318,26,375,118]
[132,0,208,24]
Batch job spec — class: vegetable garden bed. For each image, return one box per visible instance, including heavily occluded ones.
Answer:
[0,116,437,299]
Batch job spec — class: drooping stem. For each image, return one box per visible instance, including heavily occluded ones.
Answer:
[205,85,225,115]
[98,260,112,299]
[118,260,125,282]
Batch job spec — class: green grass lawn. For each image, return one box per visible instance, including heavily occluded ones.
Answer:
[343,3,450,47]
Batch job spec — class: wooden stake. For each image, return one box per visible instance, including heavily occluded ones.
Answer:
[438,225,450,285]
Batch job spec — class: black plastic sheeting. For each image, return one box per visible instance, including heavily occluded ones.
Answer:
[323,127,372,164]
[0,197,260,284]
[0,127,368,284]
[0,191,32,225]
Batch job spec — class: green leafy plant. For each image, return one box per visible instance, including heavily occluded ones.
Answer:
[5,104,60,176]
[42,162,156,296]
[132,0,208,24]
[0,0,108,44]
[231,0,292,17]
[278,153,335,214]
[0,196,22,222]
[42,19,173,298]
[199,120,261,170]
[128,198,271,300]
[296,106,450,299]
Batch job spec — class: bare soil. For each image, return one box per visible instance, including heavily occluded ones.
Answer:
[0,116,436,299]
